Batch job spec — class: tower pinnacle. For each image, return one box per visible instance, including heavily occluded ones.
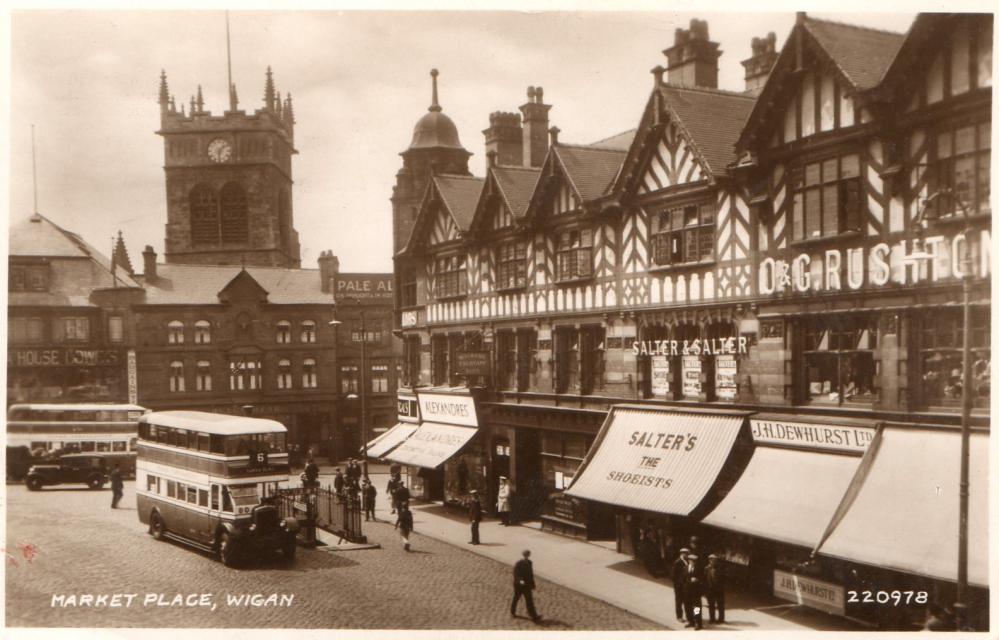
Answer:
[264,66,276,110]
[158,70,169,111]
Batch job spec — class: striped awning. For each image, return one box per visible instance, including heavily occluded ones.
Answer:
[365,422,419,459]
[384,422,477,469]
[565,406,746,515]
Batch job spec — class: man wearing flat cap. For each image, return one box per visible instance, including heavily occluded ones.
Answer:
[468,490,483,545]
[705,554,726,624]
[671,547,691,621]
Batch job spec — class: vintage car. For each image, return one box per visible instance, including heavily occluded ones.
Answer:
[24,453,111,491]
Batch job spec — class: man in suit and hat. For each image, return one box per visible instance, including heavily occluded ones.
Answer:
[468,490,483,545]
[705,554,726,624]
[671,547,690,621]
[684,553,704,629]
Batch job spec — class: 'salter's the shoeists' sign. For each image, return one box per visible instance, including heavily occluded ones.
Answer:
[751,418,875,453]
[417,392,478,427]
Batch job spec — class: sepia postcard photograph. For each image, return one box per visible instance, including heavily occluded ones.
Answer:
[2,3,995,637]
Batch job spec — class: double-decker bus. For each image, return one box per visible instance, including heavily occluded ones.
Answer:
[135,411,299,566]
[6,403,147,480]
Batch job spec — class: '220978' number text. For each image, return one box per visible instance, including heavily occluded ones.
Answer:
[847,591,928,606]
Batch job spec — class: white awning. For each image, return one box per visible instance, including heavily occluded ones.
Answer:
[366,423,419,459]
[565,406,746,515]
[815,427,989,587]
[384,422,477,469]
[702,446,863,549]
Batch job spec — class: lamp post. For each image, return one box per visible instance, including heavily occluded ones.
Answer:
[907,188,975,631]
[330,297,368,478]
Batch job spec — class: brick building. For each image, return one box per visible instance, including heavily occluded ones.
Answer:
[389,14,991,630]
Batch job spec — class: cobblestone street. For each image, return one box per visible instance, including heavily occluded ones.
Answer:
[5,481,661,630]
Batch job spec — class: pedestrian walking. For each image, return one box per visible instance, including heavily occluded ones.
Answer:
[393,480,411,508]
[705,554,725,624]
[497,477,512,526]
[395,502,414,551]
[468,490,482,545]
[684,554,704,629]
[333,468,345,495]
[386,473,400,514]
[303,457,319,490]
[362,477,377,521]
[689,535,706,577]
[347,459,361,484]
[109,464,124,509]
[671,547,690,622]
[511,549,541,623]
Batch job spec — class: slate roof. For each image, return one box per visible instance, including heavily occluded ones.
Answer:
[658,84,756,175]
[137,263,334,305]
[588,129,637,151]
[491,166,540,219]
[553,144,628,201]
[433,174,485,231]
[803,16,907,91]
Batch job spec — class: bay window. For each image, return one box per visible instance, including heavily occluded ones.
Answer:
[435,254,468,299]
[791,153,862,241]
[556,229,593,281]
[496,240,527,290]
[651,202,714,265]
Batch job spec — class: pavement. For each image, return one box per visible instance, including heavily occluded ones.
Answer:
[316,459,864,632]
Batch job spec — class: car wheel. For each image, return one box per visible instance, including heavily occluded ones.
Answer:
[87,475,105,490]
[282,539,297,561]
[150,512,165,540]
[218,531,237,567]
[25,476,42,491]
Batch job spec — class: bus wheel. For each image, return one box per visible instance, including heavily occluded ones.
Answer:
[282,539,297,561]
[150,512,165,540]
[217,531,237,567]
[87,475,105,490]
[25,476,42,491]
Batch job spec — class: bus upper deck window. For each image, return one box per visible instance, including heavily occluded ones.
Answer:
[211,485,220,510]
[81,442,95,452]
[222,487,233,513]
[210,435,225,454]
[113,441,126,452]
[97,442,111,452]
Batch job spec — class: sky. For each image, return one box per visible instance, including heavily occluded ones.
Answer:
[8,9,918,273]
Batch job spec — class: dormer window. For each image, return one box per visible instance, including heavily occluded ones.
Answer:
[555,229,593,282]
[434,254,468,299]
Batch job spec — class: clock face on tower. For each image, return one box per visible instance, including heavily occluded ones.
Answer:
[207,138,233,163]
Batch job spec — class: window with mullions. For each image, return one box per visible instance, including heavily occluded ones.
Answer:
[791,154,862,241]
[554,327,580,394]
[195,360,212,391]
[917,308,990,408]
[340,365,359,394]
[277,359,293,390]
[431,335,449,386]
[651,203,714,265]
[447,334,466,386]
[302,358,318,389]
[929,122,991,217]
[496,240,527,290]
[404,336,422,387]
[229,359,261,391]
[167,320,184,345]
[435,254,468,299]
[371,364,389,393]
[300,320,317,344]
[802,316,877,405]
[400,268,418,307]
[194,320,211,344]
[169,361,185,392]
[276,320,292,344]
[497,331,517,390]
[556,229,593,281]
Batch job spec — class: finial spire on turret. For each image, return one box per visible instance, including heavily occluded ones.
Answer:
[429,68,441,112]
[264,66,276,110]
[158,70,169,110]
[189,94,196,116]
[275,91,283,118]
[285,93,295,125]
[196,85,204,113]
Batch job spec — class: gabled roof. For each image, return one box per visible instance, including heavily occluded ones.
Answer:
[492,166,541,220]
[553,144,628,201]
[737,14,907,153]
[136,263,333,305]
[399,173,485,255]
[588,129,637,151]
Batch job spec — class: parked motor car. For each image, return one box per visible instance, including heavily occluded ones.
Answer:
[24,453,111,491]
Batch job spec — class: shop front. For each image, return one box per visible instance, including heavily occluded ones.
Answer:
[7,346,129,404]
[384,388,487,505]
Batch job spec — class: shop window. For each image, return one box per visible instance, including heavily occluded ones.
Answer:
[107,316,124,343]
[404,336,422,387]
[396,363,404,390]
[300,320,317,344]
[917,308,990,408]
[400,268,418,308]
[517,330,538,392]
[194,320,211,344]
[277,359,293,390]
[556,229,593,282]
[54,317,90,343]
[497,331,517,390]
[434,254,468,299]
[302,358,318,389]
[447,334,465,386]
[496,240,528,290]
[371,364,389,393]
[340,365,359,394]
[195,360,212,391]
[167,320,184,345]
[431,335,449,386]
[791,154,862,241]
[929,121,990,217]
[651,202,714,266]
[169,361,185,392]
[276,320,292,344]
[802,316,877,405]
[579,326,605,395]
[554,327,579,394]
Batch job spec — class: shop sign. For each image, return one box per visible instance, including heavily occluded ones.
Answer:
[126,349,138,404]
[632,337,748,357]
[397,395,419,422]
[773,570,845,616]
[401,310,418,328]
[758,229,991,296]
[751,419,875,453]
[454,351,491,377]
[682,356,701,398]
[417,392,478,427]
[650,356,670,396]
[335,274,393,301]
[715,355,737,400]
[8,348,122,368]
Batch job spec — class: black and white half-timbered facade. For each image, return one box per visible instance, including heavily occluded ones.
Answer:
[389,14,991,629]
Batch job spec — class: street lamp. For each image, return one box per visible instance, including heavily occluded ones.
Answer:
[906,187,976,631]
[330,296,368,477]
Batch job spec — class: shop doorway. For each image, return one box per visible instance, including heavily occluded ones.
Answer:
[514,429,545,520]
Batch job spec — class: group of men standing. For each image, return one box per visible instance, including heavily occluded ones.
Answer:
[671,536,726,630]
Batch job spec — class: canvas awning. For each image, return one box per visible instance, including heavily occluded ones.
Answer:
[365,422,419,459]
[384,422,477,469]
[702,446,863,549]
[565,406,747,515]
[815,427,989,587]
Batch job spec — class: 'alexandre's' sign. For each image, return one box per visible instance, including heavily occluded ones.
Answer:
[417,392,478,428]
[759,230,990,295]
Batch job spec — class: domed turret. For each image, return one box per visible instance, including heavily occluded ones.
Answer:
[409,69,466,151]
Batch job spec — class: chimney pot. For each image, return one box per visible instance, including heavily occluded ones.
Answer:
[142,245,157,282]
[487,149,498,168]
[521,87,552,167]
[663,18,720,89]
[549,126,560,146]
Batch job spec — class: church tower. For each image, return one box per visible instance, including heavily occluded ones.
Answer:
[157,68,301,267]
[391,69,472,254]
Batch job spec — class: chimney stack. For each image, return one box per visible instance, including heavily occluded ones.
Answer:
[142,245,157,283]
[520,86,552,168]
[741,32,778,93]
[318,250,340,294]
[662,18,721,89]
[549,126,560,146]
[482,111,523,168]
